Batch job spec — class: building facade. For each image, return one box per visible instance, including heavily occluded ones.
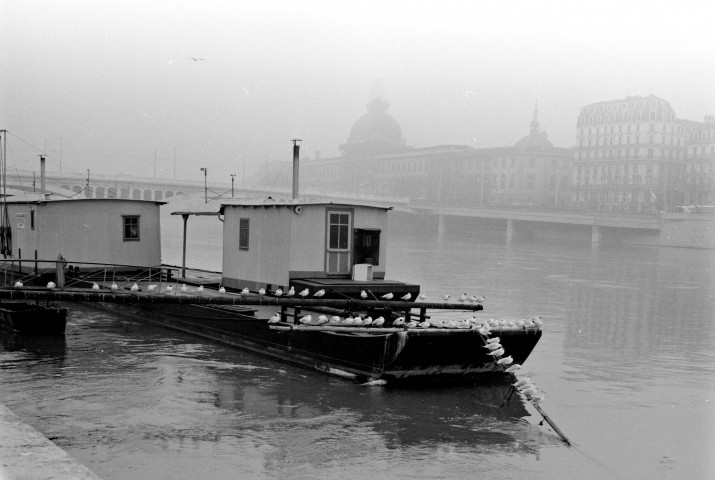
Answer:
[683,115,715,206]
[572,95,693,212]
[297,101,573,208]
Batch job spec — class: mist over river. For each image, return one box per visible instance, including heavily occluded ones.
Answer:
[1,211,713,480]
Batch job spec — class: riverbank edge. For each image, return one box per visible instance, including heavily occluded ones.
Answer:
[0,404,102,480]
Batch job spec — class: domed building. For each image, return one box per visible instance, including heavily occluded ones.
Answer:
[340,97,410,156]
[515,105,554,151]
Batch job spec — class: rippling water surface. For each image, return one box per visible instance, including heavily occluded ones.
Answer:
[1,213,714,480]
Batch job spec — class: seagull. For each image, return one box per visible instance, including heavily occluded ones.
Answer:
[165,285,173,292]
[268,313,281,324]
[373,316,385,327]
[197,285,204,294]
[496,356,513,365]
[313,289,325,297]
[486,337,501,344]
[287,286,295,297]
[458,293,467,302]
[131,283,139,292]
[360,290,368,299]
[258,288,266,296]
[418,320,431,329]
[329,316,341,324]
[188,57,204,61]
[92,283,100,291]
[148,284,157,292]
[381,292,393,300]
[299,315,312,325]
[488,348,505,357]
[362,316,373,326]
[483,343,502,351]
[418,293,426,300]
[317,315,329,325]
[401,293,411,301]
[14,280,23,288]
[514,378,532,388]
[392,316,405,327]
[474,295,486,304]
[405,320,418,328]
[275,288,283,297]
[218,286,226,294]
[352,316,363,326]
[505,364,521,373]
[442,294,450,301]
[241,288,250,295]
[181,284,188,293]
[299,288,309,297]
[111,282,118,291]
[47,281,56,289]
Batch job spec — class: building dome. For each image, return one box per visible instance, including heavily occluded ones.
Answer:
[341,98,406,155]
[515,103,554,150]
[515,131,553,149]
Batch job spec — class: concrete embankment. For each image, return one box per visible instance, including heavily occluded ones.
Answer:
[0,404,101,480]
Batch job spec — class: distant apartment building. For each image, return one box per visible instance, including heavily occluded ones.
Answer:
[572,94,692,212]
[683,115,715,206]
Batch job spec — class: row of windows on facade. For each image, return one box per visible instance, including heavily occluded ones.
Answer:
[582,99,668,115]
[579,122,684,136]
[579,135,685,147]
[578,109,676,126]
[576,148,684,160]
[359,157,570,175]
[494,174,569,190]
[577,163,659,175]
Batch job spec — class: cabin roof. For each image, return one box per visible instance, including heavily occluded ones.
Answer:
[3,196,166,206]
[216,198,393,214]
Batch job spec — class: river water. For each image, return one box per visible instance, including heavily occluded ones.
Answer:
[1,211,714,480]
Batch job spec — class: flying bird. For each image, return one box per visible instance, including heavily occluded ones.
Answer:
[188,57,205,61]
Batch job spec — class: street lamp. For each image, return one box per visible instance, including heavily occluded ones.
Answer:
[230,174,236,198]
[200,167,207,203]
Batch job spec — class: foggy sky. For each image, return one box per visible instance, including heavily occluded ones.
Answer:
[1,0,713,184]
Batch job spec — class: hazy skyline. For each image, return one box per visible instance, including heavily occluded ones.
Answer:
[2,0,713,184]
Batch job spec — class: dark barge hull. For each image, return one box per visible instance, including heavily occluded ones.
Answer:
[97,302,541,383]
[0,302,68,336]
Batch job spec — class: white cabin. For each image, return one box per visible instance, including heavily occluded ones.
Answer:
[3,197,163,269]
[219,199,390,291]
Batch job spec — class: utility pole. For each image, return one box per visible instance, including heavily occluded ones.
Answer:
[230,174,236,198]
[200,167,207,203]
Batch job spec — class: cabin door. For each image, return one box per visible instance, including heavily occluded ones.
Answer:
[325,211,352,274]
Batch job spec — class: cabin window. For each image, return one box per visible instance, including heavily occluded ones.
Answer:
[326,211,351,274]
[30,210,35,230]
[239,218,249,250]
[123,216,140,241]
